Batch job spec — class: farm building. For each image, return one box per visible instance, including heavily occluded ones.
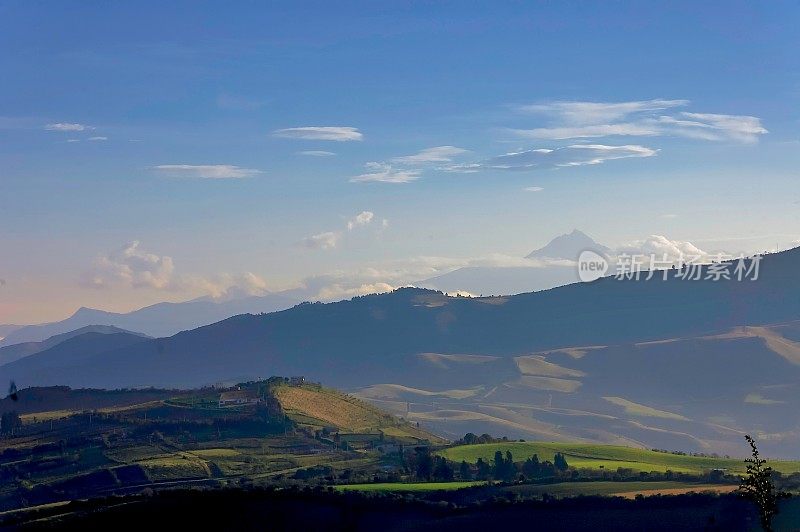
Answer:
[218,390,261,407]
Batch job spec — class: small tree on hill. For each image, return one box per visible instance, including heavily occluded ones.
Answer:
[459,460,472,480]
[554,452,569,472]
[738,434,788,532]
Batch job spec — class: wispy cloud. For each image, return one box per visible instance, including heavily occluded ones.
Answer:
[83,241,270,298]
[152,164,262,179]
[524,186,544,192]
[88,136,108,142]
[297,150,336,157]
[273,126,363,141]
[657,112,768,143]
[445,144,657,172]
[302,231,341,250]
[347,211,374,230]
[512,99,767,143]
[519,99,688,124]
[391,146,468,165]
[84,241,175,290]
[44,122,93,132]
[304,210,384,250]
[350,162,421,184]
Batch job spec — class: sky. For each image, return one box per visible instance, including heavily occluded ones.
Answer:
[1,1,799,324]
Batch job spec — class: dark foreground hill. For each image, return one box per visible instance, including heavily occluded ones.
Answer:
[2,488,767,531]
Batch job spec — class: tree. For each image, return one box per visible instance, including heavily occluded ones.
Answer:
[738,435,788,532]
[0,411,21,436]
[459,460,472,480]
[433,457,454,481]
[522,454,540,478]
[476,458,492,480]
[414,447,433,480]
[554,453,569,472]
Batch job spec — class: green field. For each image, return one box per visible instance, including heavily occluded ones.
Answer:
[437,442,800,475]
[504,481,735,498]
[335,481,486,492]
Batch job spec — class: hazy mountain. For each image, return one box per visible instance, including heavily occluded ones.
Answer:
[526,229,610,260]
[0,325,147,366]
[0,291,300,347]
[422,230,609,296]
[3,248,798,454]
[0,331,151,384]
[0,325,23,341]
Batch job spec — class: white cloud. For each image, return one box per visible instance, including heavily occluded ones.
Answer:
[297,150,336,157]
[511,99,766,144]
[152,164,262,179]
[44,122,92,132]
[449,144,657,172]
[88,136,108,141]
[524,186,544,192]
[66,139,80,143]
[85,241,175,290]
[518,99,688,124]
[391,146,468,165]
[315,282,396,301]
[303,231,341,250]
[661,213,678,219]
[84,242,271,298]
[616,235,711,263]
[350,162,421,184]
[347,211,374,230]
[273,126,363,142]
[657,113,767,143]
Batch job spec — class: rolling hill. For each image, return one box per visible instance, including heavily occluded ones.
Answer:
[2,248,800,455]
[0,325,147,366]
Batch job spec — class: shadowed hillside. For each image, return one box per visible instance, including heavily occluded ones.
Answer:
[2,250,800,454]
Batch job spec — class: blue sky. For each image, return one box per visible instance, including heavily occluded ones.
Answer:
[1,1,799,323]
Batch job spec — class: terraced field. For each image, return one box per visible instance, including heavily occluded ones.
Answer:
[437,442,800,475]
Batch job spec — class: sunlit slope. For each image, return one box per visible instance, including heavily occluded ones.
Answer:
[438,442,800,475]
[274,383,444,443]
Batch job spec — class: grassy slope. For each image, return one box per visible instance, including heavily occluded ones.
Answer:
[274,383,444,444]
[437,442,800,475]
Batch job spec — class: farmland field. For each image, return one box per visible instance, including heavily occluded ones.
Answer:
[505,481,737,498]
[437,442,800,475]
[335,481,486,492]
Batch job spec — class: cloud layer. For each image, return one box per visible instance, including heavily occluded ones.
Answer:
[44,122,92,132]
[273,126,363,141]
[152,164,262,179]
[513,99,767,143]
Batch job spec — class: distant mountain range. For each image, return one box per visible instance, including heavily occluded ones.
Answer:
[0,325,23,341]
[422,229,608,295]
[2,247,799,454]
[0,325,147,366]
[0,291,301,347]
[525,229,610,260]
